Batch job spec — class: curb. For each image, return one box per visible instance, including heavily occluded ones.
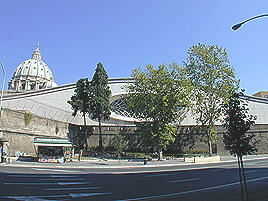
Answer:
[1,156,268,169]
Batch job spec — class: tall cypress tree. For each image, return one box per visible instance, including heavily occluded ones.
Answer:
[89,62,111,149]
[68,78,91,160]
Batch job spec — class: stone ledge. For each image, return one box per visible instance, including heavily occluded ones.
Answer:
[184,156,221,163]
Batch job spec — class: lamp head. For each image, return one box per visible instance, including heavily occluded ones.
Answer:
[232,23,243,31]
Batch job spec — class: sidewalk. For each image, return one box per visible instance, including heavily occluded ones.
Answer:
[1,154,268,169]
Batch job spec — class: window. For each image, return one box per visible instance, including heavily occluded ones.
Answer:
[21,82,26,90]
[264,95,268,99]
[30,84,35,90]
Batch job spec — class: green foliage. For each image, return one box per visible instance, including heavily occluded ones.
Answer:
[68,126,93,151]
[183,43,239,152]
[222,91,258,156]
[125,64,191,156]
[89,62,111,121]
[24,112,32,126]
[67,78,91,126]
[111,133,126,157]
[89,62,111,148]
[55,125,59,135]
[222,91,258,201]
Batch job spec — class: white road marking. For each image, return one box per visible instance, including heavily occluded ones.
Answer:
[38,178,86,181]
[210,169,229,172]
[50,175,80,178]
[0,192,112,200]
[169,178,200,183]
[8,174,79,178]
[58,182,92,185]
[246,163,255,166]
[254,165,268,168]
[45,186,100,191]
[0,195,65,201]
[70,192,112,198]
[144,173,175,178]
[245,170,257,174]
[4,181,92,185]
[117,175,268,201]
[210,164,235,171]
[111,164,239,174]
[213,164,236,168]
[31,168,81,173]
[8,175,49,178]
[4,182,58,185]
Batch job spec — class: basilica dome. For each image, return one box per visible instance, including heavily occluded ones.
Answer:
[8,43,58,91]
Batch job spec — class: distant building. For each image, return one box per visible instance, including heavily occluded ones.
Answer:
[8,43,57,92]
[252,91,268,99]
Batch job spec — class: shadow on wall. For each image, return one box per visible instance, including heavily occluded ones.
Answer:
[163,126,199,154]
[67,124,93,151]
[66,124,213,154]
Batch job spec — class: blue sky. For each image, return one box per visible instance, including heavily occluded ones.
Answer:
[1,0,268,95]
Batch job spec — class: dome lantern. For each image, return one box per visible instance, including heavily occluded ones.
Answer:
[32,42,41,60]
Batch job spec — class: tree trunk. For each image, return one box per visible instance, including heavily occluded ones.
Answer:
[240,155,249,201]
[83,114,88,151]
[237,155,245,201]
[98,117,103,149]
[207,133,212,155]
[78,149,83,161]
[158,148,163,161]
[71,147,74,161]
[83,113,87,126]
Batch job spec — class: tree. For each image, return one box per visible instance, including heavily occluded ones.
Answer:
[68,78,90,126]
[125,64,190,160]
[89,62,111,149]
[68,78,91,160]
[222,90,258,201]
[183,43,239,154]
[111,133,126,160]
[67,126,93,161]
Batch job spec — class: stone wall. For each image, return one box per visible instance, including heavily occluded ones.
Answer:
[0,108,69,155]
[84,124,268,155]
[2,107,268,156]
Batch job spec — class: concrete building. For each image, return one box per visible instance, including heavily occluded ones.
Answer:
[252,91,268,99]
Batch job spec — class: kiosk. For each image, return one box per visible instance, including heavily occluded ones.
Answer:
[33,137,72,163]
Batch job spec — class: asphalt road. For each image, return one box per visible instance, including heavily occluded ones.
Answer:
[1,158,268,201]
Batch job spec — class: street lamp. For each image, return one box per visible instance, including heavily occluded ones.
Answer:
[232,14,268,31]
[0,60,5,115]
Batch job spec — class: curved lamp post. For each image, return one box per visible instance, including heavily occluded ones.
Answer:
[0,60,5,115]
[232,14,268,31]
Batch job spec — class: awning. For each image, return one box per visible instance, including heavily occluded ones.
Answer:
[33,137,72,147]
[0,138,8,142]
